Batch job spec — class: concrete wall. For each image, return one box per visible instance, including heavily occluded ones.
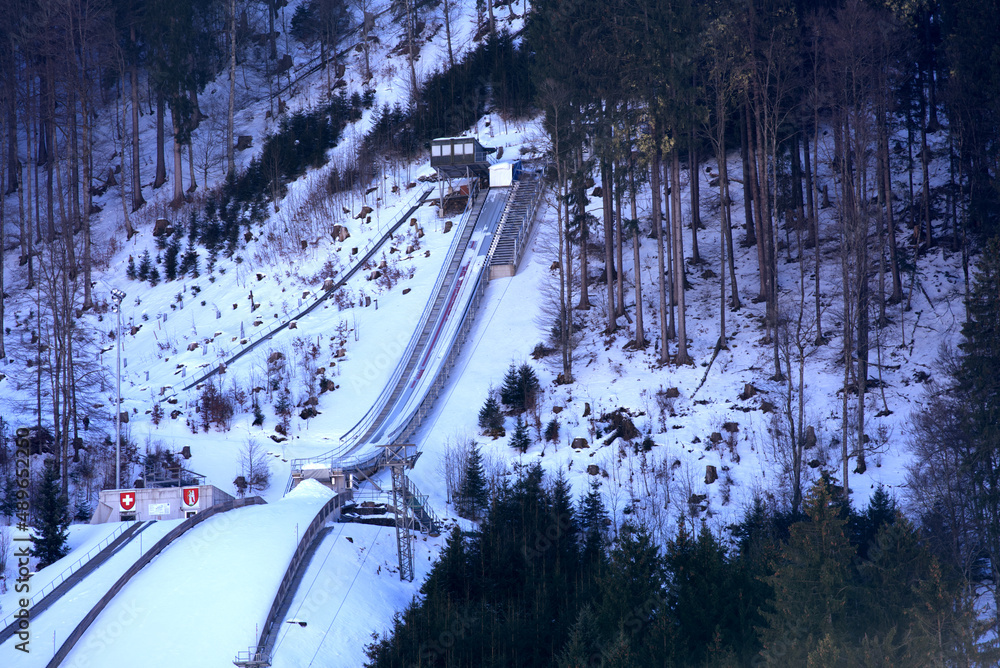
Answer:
[92,485,235,523]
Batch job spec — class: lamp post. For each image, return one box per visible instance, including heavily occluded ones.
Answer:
[111,289,126,489]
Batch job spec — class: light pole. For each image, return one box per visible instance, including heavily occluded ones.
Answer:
[111,288,126,489]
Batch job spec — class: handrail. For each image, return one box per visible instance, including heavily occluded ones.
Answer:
[0,522,131,633]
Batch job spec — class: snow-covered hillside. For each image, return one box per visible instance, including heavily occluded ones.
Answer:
[0,0,971,664]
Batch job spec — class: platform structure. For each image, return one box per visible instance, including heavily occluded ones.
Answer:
[430,136,495,215]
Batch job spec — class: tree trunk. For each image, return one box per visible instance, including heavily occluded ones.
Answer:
[130,28,145,210]
[227,0,236,178]
[630,179,644,349]
[689,128,701,264]
[740,103,756,245]
[154,92,167,189]
[443,0,455,70]
[652,146,669,364]
[5,101,16,194]
[601,159,616,331]
[672,150,691,365]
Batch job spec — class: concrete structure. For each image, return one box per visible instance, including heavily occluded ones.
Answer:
[92,484,235,523]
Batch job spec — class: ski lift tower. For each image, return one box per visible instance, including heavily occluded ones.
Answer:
[430,136,495,216]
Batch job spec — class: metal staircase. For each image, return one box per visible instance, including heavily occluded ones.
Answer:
[488,170,543,278]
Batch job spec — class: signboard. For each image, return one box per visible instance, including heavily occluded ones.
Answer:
[182,487,200,508]
[149,502,170,516]
[119,491,136,512]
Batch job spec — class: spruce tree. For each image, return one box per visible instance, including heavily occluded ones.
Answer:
[956,237,1000,621]
[456,443,488,520]
[0,475,17,519]
[510,414,531,453]
[478,392,504,435]
[759,477,856,664]
[579,479,609,571]
[31,462,71,569]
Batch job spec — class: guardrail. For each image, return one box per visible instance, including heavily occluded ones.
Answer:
[0,522,133,635]
[47,496,265,667]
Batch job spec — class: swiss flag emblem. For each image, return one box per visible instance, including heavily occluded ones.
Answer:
[182,487,200,507]
[119,491,136,511]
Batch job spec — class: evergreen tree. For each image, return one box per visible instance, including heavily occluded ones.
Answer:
[478,391,504,435]
[758,477,856,664]
[0,475,17,519]
[456,443,488,520]
[73,496,93,523]
[664,521,739,666]
[137,250,152,281]
[579,479,609,570]
[126,255,137,280]
[597,520,666,664]
[164,237,181,281]
[956,237,1000,620]
[510,414,531,453]
[31,461,71,569]
[557,605,603,668]
[499,362,540,412]
[851,484,896,559]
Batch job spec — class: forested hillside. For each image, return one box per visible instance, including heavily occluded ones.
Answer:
[0,0,998,663]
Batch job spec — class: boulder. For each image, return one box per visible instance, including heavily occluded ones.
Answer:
[571,437,589,450]
[705,465,718,484]
[586,464,600,476]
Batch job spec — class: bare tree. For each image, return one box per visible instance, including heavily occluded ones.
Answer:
[238,437,272,495]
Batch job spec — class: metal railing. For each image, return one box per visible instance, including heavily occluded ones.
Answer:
[0,522,131,633]
[290,182,484,474]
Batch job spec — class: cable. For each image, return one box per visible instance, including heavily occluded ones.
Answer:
[307,526,383,666]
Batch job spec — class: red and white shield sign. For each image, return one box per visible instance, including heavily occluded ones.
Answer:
[119,491,136,512]
[182,487,200,507]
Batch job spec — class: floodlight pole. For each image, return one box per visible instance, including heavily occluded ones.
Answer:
[111,289,126,489]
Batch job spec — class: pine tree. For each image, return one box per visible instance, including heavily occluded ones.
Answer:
[31,461,71,569]
[956,236,1000,622]
[456,443,488,520]
[499,362,540,413]
[510,414,531,453]
[0,475,17,519]
[558,605,603,668]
